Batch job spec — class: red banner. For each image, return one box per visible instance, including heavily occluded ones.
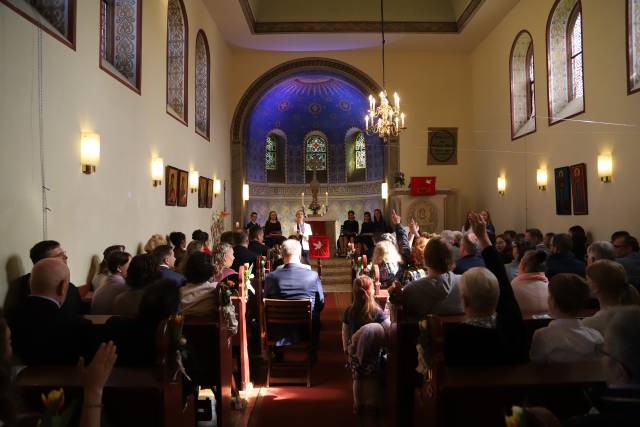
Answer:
[309,235,331,259]
[410,176,437,196]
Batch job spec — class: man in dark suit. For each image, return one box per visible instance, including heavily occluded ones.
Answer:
[11,258,96,364]
[545,233,586,279]
[245,212,259,231]
[453,233,486,274]
[248,225,268,257]
[5,240,83,330]
[152,244,186,286]
[231,231,258,273]
[265,239,324,350]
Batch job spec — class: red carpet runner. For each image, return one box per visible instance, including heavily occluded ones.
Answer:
[253,292,357,427]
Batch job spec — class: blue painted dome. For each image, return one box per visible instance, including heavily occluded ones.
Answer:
[245,71,383,183]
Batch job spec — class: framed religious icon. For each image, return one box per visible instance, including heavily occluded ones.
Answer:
[554,166,572,215]
[165,166,178,206]
[427,128,458,165]
[177,169,189,207]
[198,176,207,208]
[570,163,589,215]
[206,178,214,208]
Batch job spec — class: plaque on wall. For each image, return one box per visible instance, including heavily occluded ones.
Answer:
[427,128,458,165]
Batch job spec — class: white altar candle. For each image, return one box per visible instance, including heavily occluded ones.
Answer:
[325,191,328,206]
[301,192,304,207]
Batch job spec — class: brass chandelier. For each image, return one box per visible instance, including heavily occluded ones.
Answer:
[365,0,406,141]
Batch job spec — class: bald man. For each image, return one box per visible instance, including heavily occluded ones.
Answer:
[11,258,96,365]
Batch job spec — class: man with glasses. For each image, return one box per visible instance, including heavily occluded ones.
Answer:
[612,233,640,289]
[5,240,83,328]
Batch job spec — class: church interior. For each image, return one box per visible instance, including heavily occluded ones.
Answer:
[1,0,639,425]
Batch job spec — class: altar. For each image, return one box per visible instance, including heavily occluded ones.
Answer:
[306,216,337,257]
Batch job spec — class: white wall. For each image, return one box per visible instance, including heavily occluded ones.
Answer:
[470,0,640,240]
[0,0,233,298]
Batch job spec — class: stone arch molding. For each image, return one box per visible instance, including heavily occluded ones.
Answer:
[230,58,382,224]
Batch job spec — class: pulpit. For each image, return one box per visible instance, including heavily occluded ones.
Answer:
[306,217,337,257]
[389,189,457,233]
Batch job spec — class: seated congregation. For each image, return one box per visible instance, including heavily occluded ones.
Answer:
[2,212,640,426]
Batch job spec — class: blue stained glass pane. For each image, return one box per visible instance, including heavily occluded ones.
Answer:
[265,135,277,170]
[307,136,326,153]
[355,132,366,169]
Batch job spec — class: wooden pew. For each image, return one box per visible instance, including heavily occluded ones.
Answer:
[387,313,606,427]
[232,265,251,391]
[255,255,268,359]
[15,316,195,427]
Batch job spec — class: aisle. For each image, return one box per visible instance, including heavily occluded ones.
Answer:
[251,292,357,427]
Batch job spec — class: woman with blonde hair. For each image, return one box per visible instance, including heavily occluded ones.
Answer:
[583,259,640,336]
[212,242,236,282]
[143,234,167,254]
[406,236,429,281]
[372,240,403,288]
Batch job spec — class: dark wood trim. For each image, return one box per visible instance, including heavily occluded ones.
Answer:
[509,30,536,141]
[238,0,482,34]
[98,0,142,95]
[545,0,586,127]
[194,29,211,141]
[1,0,77,50]
[165,0,189,127]
[457,0,484,32]
[627,0,640,95]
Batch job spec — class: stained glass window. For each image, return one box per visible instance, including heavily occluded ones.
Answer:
[305,135,327,171]
[355,132,366,169]
[99,0,141,91]
[526,43,535,119]
[195,31,210,138]
[629,0,640,92]
[266,135,277,170]
[568,7,583,100]
[3,0,76,48]
[167,0,188,122]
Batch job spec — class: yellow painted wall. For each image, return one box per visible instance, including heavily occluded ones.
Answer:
[470,0,640,240]
[0,0,233,298]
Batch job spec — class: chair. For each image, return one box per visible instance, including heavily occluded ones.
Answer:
[263,298,313,387]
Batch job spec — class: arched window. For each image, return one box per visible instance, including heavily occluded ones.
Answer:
[304,133,328,183]
[546,0,585,125]
[567,5,583,101]
[166,0,188,125]
[265,130,286,183]
[509,30,536,140]
[266,135,277,171]
[628,0,640,94]
[355,132,367,169]
[2,0,76,48]
[195,30,210,139]
[99,0,142,93]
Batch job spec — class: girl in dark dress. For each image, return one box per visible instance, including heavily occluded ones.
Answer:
[372,209,387,233]
[263,211,283,248]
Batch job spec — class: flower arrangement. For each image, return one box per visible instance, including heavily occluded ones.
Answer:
[393,171,405,188]
[217,283,238,335]
[505,406,525,427]
[243,263,255,296]
[172,314,191,382]
[39,388,78,427]
[346,242,356,261]
[210,210,230,245]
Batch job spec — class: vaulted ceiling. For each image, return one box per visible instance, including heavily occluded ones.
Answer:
[204,0,520,52]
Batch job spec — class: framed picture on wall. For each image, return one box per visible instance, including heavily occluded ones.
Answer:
[570,163,588,215]
[177,169,188,207]
[206,179,214,208]
[427,128,458,165]
[165,166,178,206]
[554,166,572,215]
[198,176,207,208]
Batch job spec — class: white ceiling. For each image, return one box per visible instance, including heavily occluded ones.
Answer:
[204,0,520,52]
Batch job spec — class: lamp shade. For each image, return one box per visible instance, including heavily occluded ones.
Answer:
[189,170,199,192]
[213,178,221,195]
[536,168,548,189]
[242,184,250,201]
[151,157,164,183]
[80,133,100,173]
[381,182,389,200]
[597,154,612,182]
[497,176,506,194]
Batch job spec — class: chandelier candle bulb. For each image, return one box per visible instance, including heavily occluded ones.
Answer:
[394,92,399,110]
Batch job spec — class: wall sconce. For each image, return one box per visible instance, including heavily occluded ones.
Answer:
[497,176,506,195]
[536,168,548,190]
[381,182,389,200]
[189,170,199,193]
[213,178,221,197]
[242,184,250,201]
[151,157,164,187]
[597,154,612,183]
[80,132,100,174]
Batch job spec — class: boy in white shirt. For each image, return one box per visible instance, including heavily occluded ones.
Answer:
[530,273,603,363]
